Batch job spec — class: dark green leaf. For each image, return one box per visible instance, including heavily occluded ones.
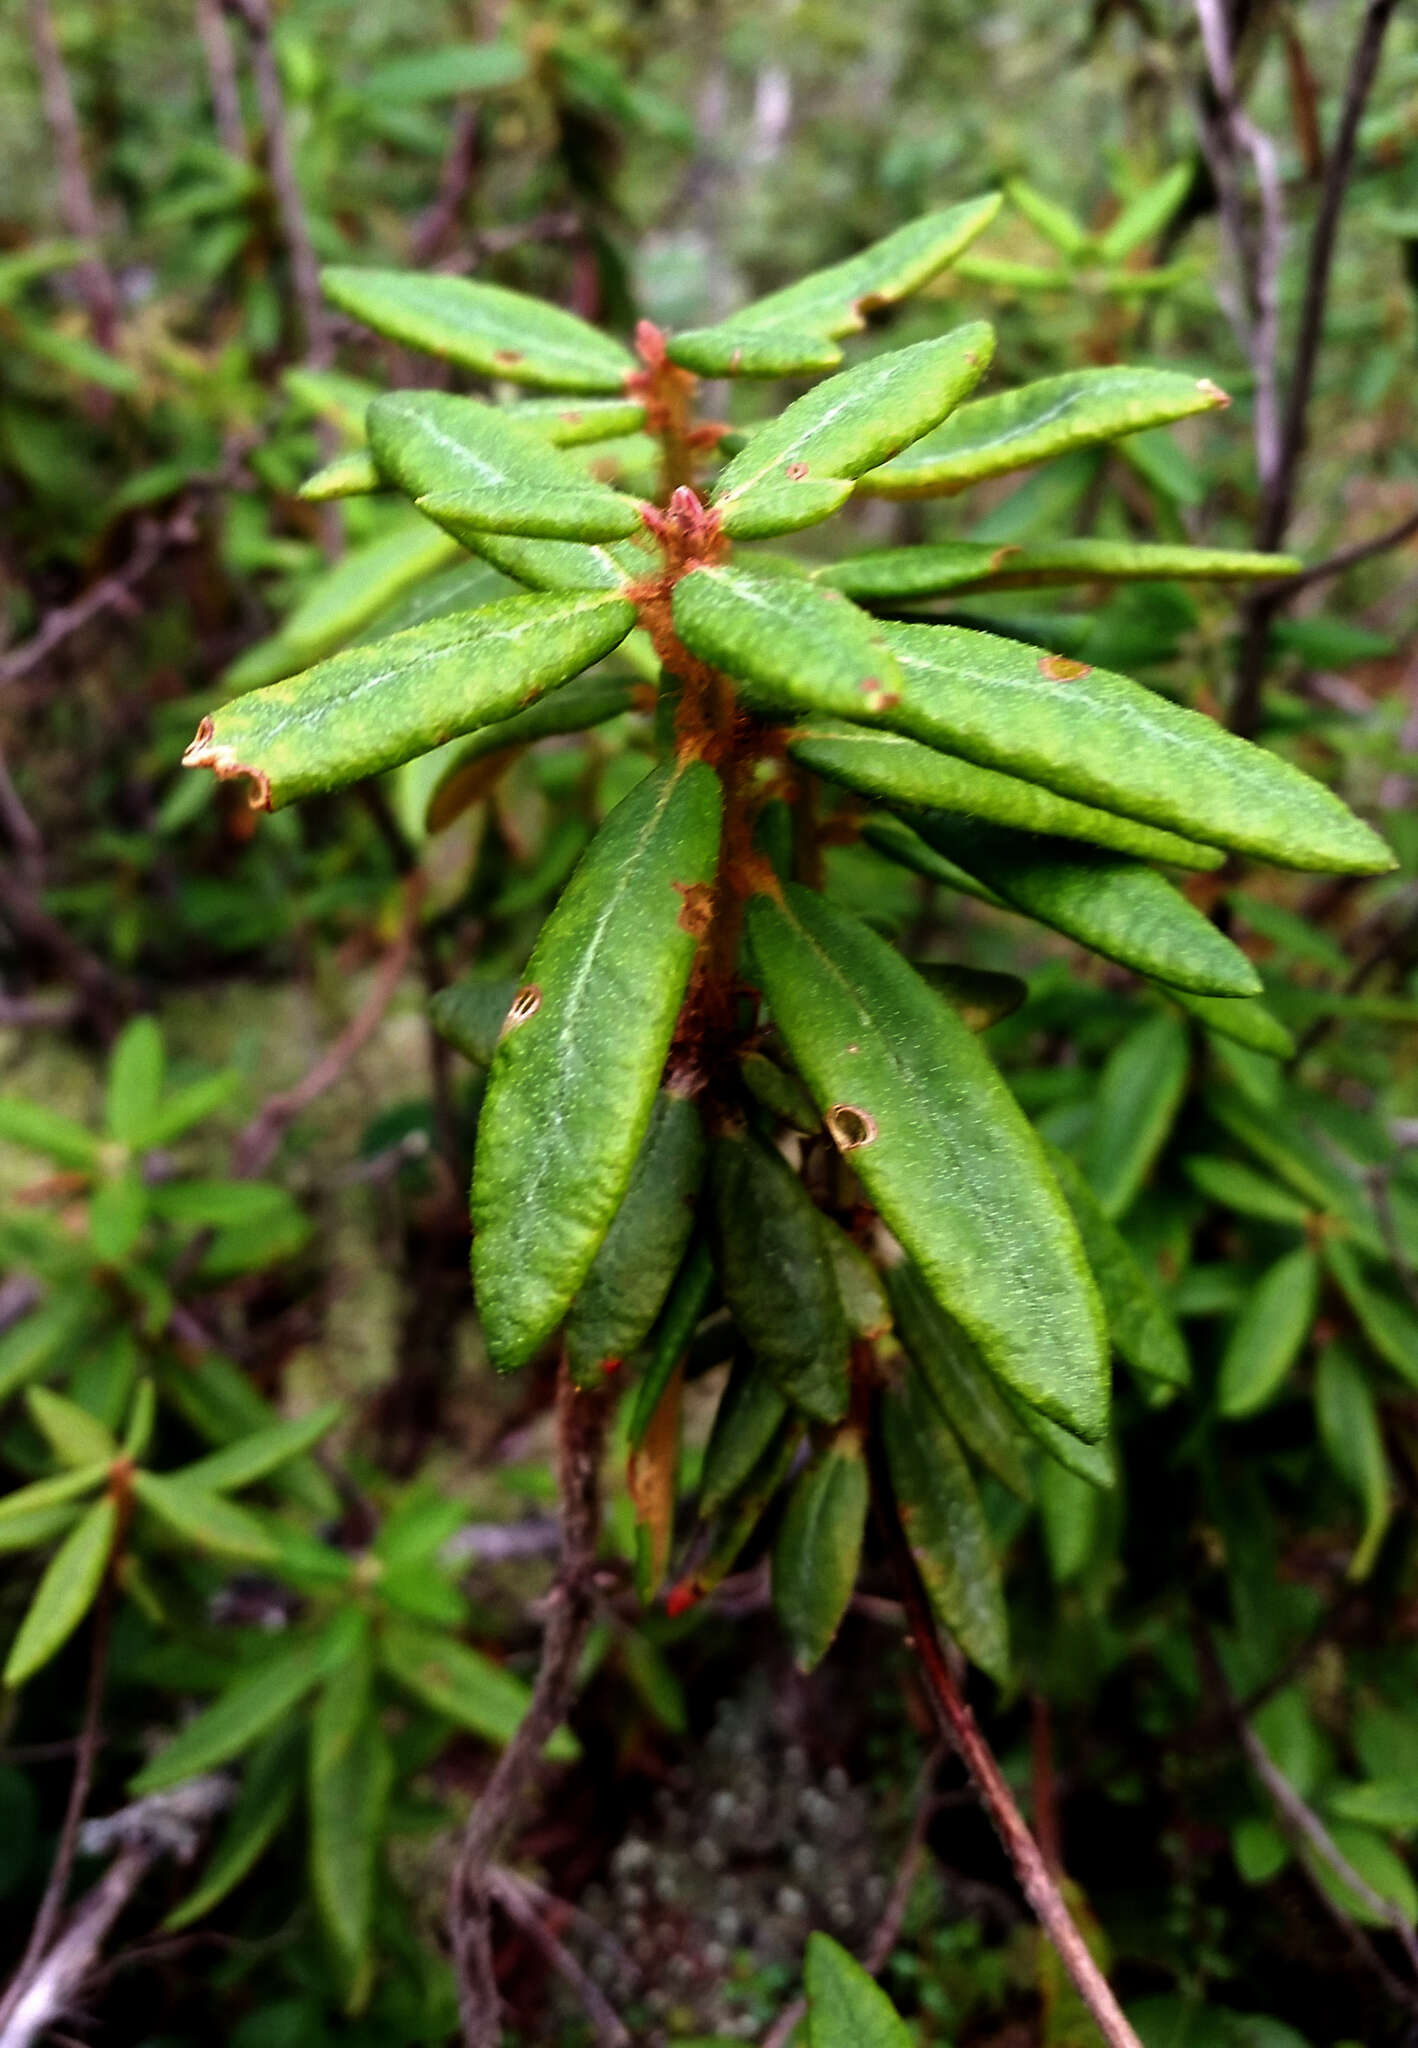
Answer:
[1045,1144,1189,1389]
[748,885,1106,1440]
[429,976,520,1067]
[424,669,639,832]
[700,1359,789,1515]
[1315,1343,1391,1580]
[1215,1247,1318,1417]
[379,1620,578,1758]
[629,1239,715,1448]
[1082,1013,1190,1217]
[915,962,1026,1031]
[133,1471,279,1562]
[163,1727,301,1931]
[322,267,635,391]
[308,1622,390,1983]
[709,1129,850,1424]
[1325,1243,1418,1391]
[885,1261,1032,1499]
[186,591,636,808]
[881,1361,1008,1679]
[773,1428,868,1672]
[818,1215,891,1341]
[472,759,721,1369]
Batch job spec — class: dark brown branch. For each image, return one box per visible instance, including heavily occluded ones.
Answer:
[450,1360,612,2048]
[194,0,246,159]
[0,501,201,690]
[26,0,119,352]
[0,1579,116,2037]
[1274,504,1418,599]
[869,1432,1143,2048]
[221,0,330,367]
[411,104,480,266]
[231,874,422,1176]
[485,1869,630,2048]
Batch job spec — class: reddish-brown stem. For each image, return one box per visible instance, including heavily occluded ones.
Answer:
[869,1432,1143,2048]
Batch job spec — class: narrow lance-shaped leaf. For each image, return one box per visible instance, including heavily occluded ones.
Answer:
[502,394,648,445]
[1045,1143,1189,1390]
[629,1239,715,1449]
[379,1620,578,1759]
[709,326,993,538]
[1037,1459,1105,1585]
[731,194,1002,338]
[454,526,654,595]
[788,719,1222,870]
[472,759,722,1370]
[867,623,1392,875]
[298,448,380,501]
[666,323,844,377]
[1081,1012,1191,1218]
[1184,1154,1313,1227]
[709,1128,850,1424]
[0,1097,100,1171]
[1324,1243,1418,1392]
[1215,1246,1319,1418]
[322,266,636,391]
[106,1016,164,1144]
[1315,1344,1391,1581]
[4,1494,116,1687]
[222,517,463,693]
[367,391,644,542]
[914,815,1261,997]
[857,365,1230,497]
[881,1361,1009,1680]
[817,536,1299,602]
[133,1471,279,1563]
[185,591,636,810]
[915,961,1027,1031]
[673,565,904,720]
[26,1386,118,1469]
[747,884,1107,1441]
[430,976,521,1068]
[700,1358,789,1516]
[884,1261,1033,1500]
[818,1214,891,1342]
[181,1403,343,1493]
[1168,988,1296,1060]
[566,1089,706,1385]
[805,1932,913,2048]
[308,1622,390,1985]
[773,1428,869,1672]
[163,1727,302,1932]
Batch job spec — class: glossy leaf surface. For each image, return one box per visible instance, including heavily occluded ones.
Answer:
[472,760,721,1369]
[747,885,1107,1439]
[673,565,903,716]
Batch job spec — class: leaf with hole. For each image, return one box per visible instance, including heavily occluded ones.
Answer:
[747,885,1107,1440]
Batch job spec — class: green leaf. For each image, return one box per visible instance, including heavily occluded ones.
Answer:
[1315,1343,1391,1580]
[773,1428,868,1672]
[789,719,1222,870]
[709,327,993,537]
[1208,1089,1380,1246]
[1006,177,1089,255]
[429,976,520,1067]
[0,1503,81,1556]
[0,1462,110,1529]
[3,1494,116,1686]
[379,1620,578,1758]
[731,194,1001,339]
[0,1294,105,1404]
[565,1090,706,1384]
[1045,1144,1189,1389]
[163,1727,301,1931]
[472,759,721,1369]
[1082,1014,1190,1218]
[362,38,528,101]
[818,537,1298,600]
[666,324,844,377]
[700,1360,789,1516]
[1036,1457,1104,1584]
[862,623,1392,875]
[1183,1156,1312,1228]
[673,565,904,718]
[308,1622,390,1984]
[1307,1823,1418,1928]
[628,1239,714,1449]
[1098,163,1193,260]
[367,391,643,542]
[1215,1247,1319,1418]
[426,668,638,832]
[130,1614,361,1792]
[181,1403,343,1493]
[915,816,1261,997]
[0,1097,99,1171]
[1167,990,1296,1060]
[147,1179,300,1232]
[818,1215,891,1341]
[25,1386,119,1469]
[1324,1243,1418,1391]
[186,591,636,809]
[503,395,649,445]
[322,266,635,391]
[805,1931,911,2048]
[1327,1780,1418,1833]
[738,1048,822,1131]
[451,526,650,594]
[915,962,1026,1031]
[858,366,1229,497]
[298,448,380,501]
[128,1069,241,1149]
[222,517,462,692]
[709,1129,850,1425]
[885,1261,1033,1500]
[122,1378,156,1460]
[881,1360,1009,1680]
[747,885,1107,1441]
[105,1017,164,1145]
[1005,1393,1117,1490]
[133,1471,279,1562]
[88,1172,149,1262]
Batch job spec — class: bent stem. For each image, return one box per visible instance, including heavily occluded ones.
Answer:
[869,1427,1144,2048]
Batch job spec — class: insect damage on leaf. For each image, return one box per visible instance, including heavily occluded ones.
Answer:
[181,719,272,810]
[1038,654,1093,682]
[673,881,714,938]
[501,985,542,1033]
[825,1104,879,1151]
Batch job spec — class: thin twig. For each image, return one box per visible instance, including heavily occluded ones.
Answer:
[411,104,480,266]
[1273,504,1418,599]
[231,875,422,1176]
[761,1739,946,2048]
[26,0,119,352]
[0,1845,150,2048]
[0,1582,116,2036]
[486,1869,631,2048]
[194,0,246,159]
[0,501,201,689]
[450,1360,612,2048]
[221,0,330,367]
[869,1431,1144,2048]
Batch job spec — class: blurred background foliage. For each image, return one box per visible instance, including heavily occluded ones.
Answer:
[2,2,1418,2044]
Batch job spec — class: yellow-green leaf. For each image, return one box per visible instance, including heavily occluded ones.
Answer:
[3,1494,116,1686]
